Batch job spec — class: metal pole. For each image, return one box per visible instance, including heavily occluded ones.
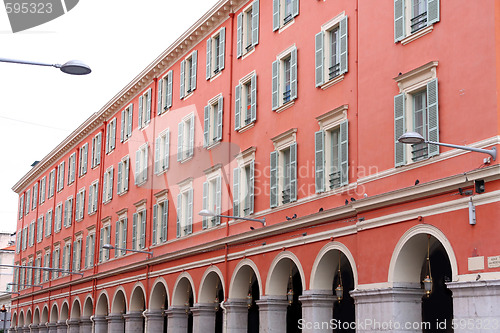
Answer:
[0,57,59,68]
[426,140,497,160]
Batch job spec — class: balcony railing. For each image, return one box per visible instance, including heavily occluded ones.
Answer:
[411,12,427,33]
[329,63,340,80]
[329,171,341,189]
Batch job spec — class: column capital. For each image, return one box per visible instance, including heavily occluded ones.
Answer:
[105,313,124,322]
[123,311,144,320]
[143,310,165,319]
[93,316,108,323]
[255,295,289,311]
[191,303,217,316]
[299,290,336,308]
[165,306,189,318]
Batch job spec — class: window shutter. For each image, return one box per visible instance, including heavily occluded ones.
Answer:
[291,48,298,100]
[290,142,297,202]
[68,199,72,227]
[249,161,255,214]
[340,120,349,186]
[121,110,125,142]
[233,168,240,217]
[219,27,225,70]
[99,228,104,262]
[33,184,38,209]
[132,213,137,250]
[270,151,278,208]
[252,0,259,46]
[111,120,116,150]
[122,218,127,255]
[167,70,173,109]
[251,74,257,122]
[115,221,119,257]
[206,38,212,80]
[394,93,406,167]
[135,150,140,184]
[394,0,405,42]
[180,60,186,99]
[105,227,110,260]
[71,155,76,182]
[204,105,210,147]
[216,176,222,225]
[235,84,242,130]
[427,0,440,25]
[138,95,143,128]
[117,162,122,194]
[84,236,88,268]
[188,114,195,157]
[217,95,223,141]
[140,211,146,249]
[109,169,113,201]
[292,0,299,17]
[157,78,163,115]
[80,189,85,219]
[94,181,98,211]
[62,246,67,272]
[202,181,208,229]
[339,16,348,74]
[315,130,325,193]
[146,89,152,124]
[97,134,102,165]
[164,130,170,170]
[128,105,133,138]
[187,189,193,234]
[102,171,108,203]
[155,137,160,174]
[88,186,92,214]
[106,123,110,153]
[273,0,279,31]
[427,78,439,157]
[236,13,243,58]
[176,194,182,238]
[177,122,184,161]
[315,32,324,87]
[272,60,279,110]
[191,50,197,91]
[73,240,77,270]
[153,204,158,245]
[75,192,80,220]
[143,146,148,183]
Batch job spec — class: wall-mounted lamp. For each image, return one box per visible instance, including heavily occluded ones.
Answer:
[198,209,265,226]
[102,244,153,256]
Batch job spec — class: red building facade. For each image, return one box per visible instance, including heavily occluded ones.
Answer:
[11,0,500,332]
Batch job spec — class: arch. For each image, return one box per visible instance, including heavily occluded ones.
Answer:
[265,251,306,295]
[172,272,196,306]
[11,312,17,328]
[198,266,225,303]
[310,241,358,290]
[388,224,458,285]
[111,287,128,314]
[130,282,147,312]
[149,278,169,310]
[71,298,81,319]
[50,303,59,323]
[33,307,40,325]
[60,301,69,321]
[41,305,49,324]
[26,308,32,325]
[229,259,263,299]
[18,310,25,327]
[82,295,94,317]
[95,291,110,316]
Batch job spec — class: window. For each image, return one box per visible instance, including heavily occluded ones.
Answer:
[120,104,133,142]
[52,246,60,279]
[234,160,255,217]
[57,161,65,192]
[206,28,226,79]
[22,226,28,250]
[16,231,21,253]
[37,215,43,243]
[202,172,221,229]
[75,188,85,221]
[394,62,439,166]
[29,220,35,247]
[177,113,195,162]
[203,95,223,147]
[43,251,50,282]
[39,176,46,204]
[272,46,297,111]
[180,50,198,99]
[64,197,73,228]
[61,241,71,276]
[315,15,348,88]
[34,256,41,285]
[117,156,130,195]
[54,202,62,233]
[32,183,38,210]
[19,260,26,288]
[155,130,170,174]
[18,194,24,219]
[315,108,349,193]
[103,166,114,203]
[88,181,99,215]
[25,189,31,214]
[114,216,128,257]
[73,237,82,272]
[138,88,152,129]
[26,258,33,286]
[235,73,257,130]
[153,200,168,245]
[135,144,149,185]
[79,143,88,177]
[68,153,76,185]
[45,210,52,237]
[176,187,193,237]
[270,129,297,207]
[132,210,147,250]
[91,133,102,168]
[106,118,117,153]
[84,232,95,269]
[48,169,55,198]
[99,224,111,262]
[157,70,173,115]
[394,0,439,43]
[13,266,18,291]
[273,0,299,31]
[236,1,259,58]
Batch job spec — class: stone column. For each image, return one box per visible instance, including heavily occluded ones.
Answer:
[447,280,500,333]
[191,303,216,333]
[256,296,288,333]
[38,323,49,333]
[299,290,335,333]
[144,310,165,333]
[78,318,92,333]
[224,299,249,333]
[31,324,40,333]
[106,314,124,332]
[67,319,80,333]
[123,312,144,333]
[350,286,424,333]
[93,316,108,333]
[56,321,67,333]
[47,323,57,333]
[165,307,188,333]
[7,327,16,333]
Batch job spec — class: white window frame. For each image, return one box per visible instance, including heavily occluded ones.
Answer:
[18,194,24,220]
[22,226,27,250]
[34,254,42,285]
[158,70,173,115]
[32,183,38,210]
[202,167,222,229]
[206,27,225,80]
[91,133,102,169]
[84,230,96,270]
[25,189,31,214]
[117,156,130,195]
[203,94,223,148]
[45,209,52,237]
[138,88,152,129]
[36,215,44,243]
[120,104,134,142]
[56,161,65,192]
[48,169,55,198]
[153,192,168,246]
[180,50,198,99]
[54,202,63,233]
[394,0,440,45]
[132,202,147,250]
[52,245,60,280]
[102,166,114,203]
[177,113,195,162]
[235,72,257,131]
[99,221,111,263]
[61,240,71,276]
[75,187,85,221]
[236,0,259,59]
[176,179,193,238]
[155,130,170,175]
[68,153,76,185]
[114,212,128,257]
[26,257,33,286]
[79,143,88,177]
[270,129,298,208]
[72,236,83,272]
[28,220,35,247]
[106,118,117,154]
[39,176,46,205]
[43,249,50,282]
[273,0,299,32]
[135,144,149,186]
[64,196,73,228]
[88,181,99,215]
[272,45,297,113]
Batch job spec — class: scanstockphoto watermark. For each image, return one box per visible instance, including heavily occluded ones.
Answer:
[297,318,453,331]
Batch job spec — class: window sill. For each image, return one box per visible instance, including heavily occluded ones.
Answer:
[155,168,168,176]
[206,140,222,150]
[158,107,170,116]
[242,47,256,60]
[135,179,148,187]
[209,71,223,82]
[274,100,295,114]
[320,74,345,90]
[103,199,112,205]
[182,91,194,101]
[180,155,194,164]
[118,190,128,197]
[237,121,255,133]
[400,25,434,45]
[278,18,295,34]
[88,211,97,217]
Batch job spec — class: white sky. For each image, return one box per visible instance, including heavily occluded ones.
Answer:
[0,0,217,233]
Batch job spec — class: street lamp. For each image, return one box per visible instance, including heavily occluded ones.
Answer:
[0,57,91,75]
[102,244,153,256]
[7,283,43,289]
[398,132,497,161]
[198,209,266,226]
[0,264,83,277]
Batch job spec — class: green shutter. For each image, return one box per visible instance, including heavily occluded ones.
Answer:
[177,122,184,161]
[161,200,168,242]
[217,96,223,141]
[315,31,324,87]
[236,13,243,58]
[202,181,208,229]
[204,105,210,147]
[132,213,137,250]
[216,176,221,225]
[167,70,173,109]
[176,194,182,238]
[339,16,348,74]
[115,221,119,257]
[128,104,133,137]
[188,114,195,157]
[99,228,103,262]
[187,189,193,234]
[122,218,127,255]
[290,143,297,202]
[157,77,163,115]
[252,0,259,45]
[273,0,279,31]
[138,95,143,128]
[292,0,299,17]
[106,226,110,260]
[117,161,122,194]
[109,169,113,201]
[340,120,349,186]
[233,168,240,217]
[272,60,279,110]
[394,93,406,166]
[235,84,242,130]
[206,38,212,80]
[153,204,158,245]
[164,130,170,170]
[427,0,440,25]
[394,0,405,42]
[135,149,140,184]
[249,161,255,214]
[219,27,225,70]
[120,111,125,142]
[146,88,152,123]
[427,78,439,157]
[102,172,107,203]
[155,136,160,174]
[106,123,110,153]
[191,50,197,91]
[140,210,146,249]
[315,130,325,193]
[180,60,186,99]
[270,151,278,208]
[251,74,257,122]
[291,48,297,100]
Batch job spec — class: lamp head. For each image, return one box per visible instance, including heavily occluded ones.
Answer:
[198,209,215,217]
[102,244,114,250]
[398,132,425,144]
[59,60,91,75]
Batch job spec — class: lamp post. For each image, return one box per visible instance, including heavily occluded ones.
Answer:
[198,209,266,226]
[7,283,43,289]
[0,57,91,75]
[398,132,497,161]
[0,264,83,276]
[102,244,153,256]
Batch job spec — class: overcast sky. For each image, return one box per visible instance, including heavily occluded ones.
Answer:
[0,0,217,233]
